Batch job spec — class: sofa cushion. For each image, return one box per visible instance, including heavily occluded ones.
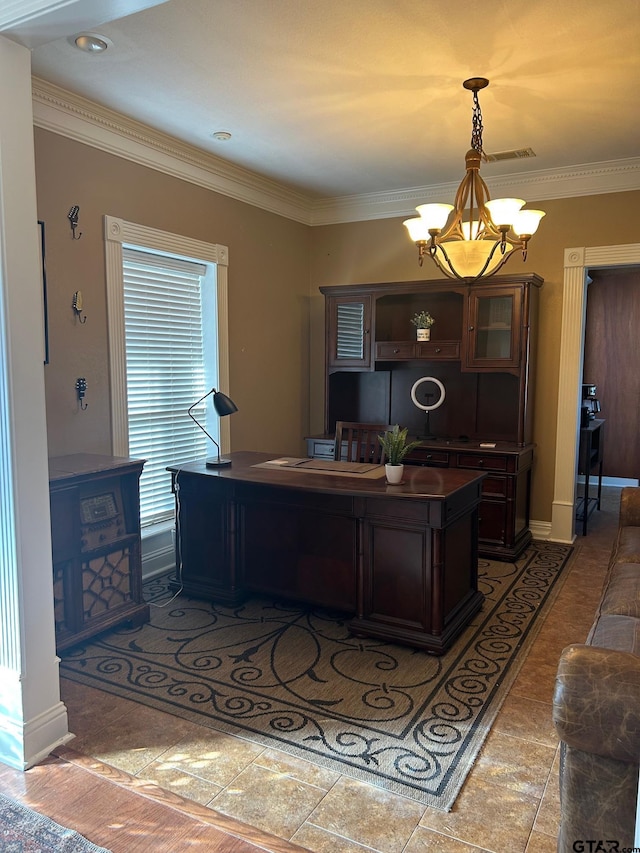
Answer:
[613,526,640,563]
[587,613,640,653]
[600,563,640,617]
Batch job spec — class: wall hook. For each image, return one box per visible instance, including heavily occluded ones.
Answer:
[68,205,82,239]
[72,290,87,323]
[75,377,88,410]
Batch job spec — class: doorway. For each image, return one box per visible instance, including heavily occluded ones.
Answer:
[582,266,640,482]
[550,243,640,545]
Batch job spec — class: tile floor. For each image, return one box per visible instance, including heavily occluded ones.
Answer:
[60,488,620,853]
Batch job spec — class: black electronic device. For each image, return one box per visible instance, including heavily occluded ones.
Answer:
[581,383,601,422]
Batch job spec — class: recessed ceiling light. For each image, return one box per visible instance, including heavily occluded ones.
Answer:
[212,131,232,141]
[73,33,111,53]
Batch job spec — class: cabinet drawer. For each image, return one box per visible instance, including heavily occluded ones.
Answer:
[456,453,508,472]
[406,447,450,467]
[375,341,415,360]
[481,475,508,499]
[415,341,460,360]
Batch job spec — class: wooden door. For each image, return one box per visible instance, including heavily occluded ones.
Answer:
[582,268,640,479]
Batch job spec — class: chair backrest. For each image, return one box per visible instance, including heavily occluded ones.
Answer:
[334,421,393,464]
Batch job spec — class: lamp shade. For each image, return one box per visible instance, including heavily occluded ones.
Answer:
[485,198,525,227]
[403,217,430,242]
[414,203,454,232]
[511,209,546,237]
[213,390,238,417]
[436,239,513,280]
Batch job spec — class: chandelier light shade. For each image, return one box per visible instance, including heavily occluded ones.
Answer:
[404,78,545,282]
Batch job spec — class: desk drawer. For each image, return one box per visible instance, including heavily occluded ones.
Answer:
[406,447,450,467]
[415,341,460,360]
[375,342,415,360]
[456,453,508,472]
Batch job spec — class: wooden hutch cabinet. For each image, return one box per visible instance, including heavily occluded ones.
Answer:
[311,274,542,560]
[48,454,150,651]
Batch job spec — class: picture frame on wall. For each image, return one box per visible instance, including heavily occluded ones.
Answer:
[38,220,49,364]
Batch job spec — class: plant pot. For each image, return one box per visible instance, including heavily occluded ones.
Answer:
[416,328,431,341]
[385,463,404,484]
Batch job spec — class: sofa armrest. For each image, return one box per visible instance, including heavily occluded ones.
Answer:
[553,644,640,763]
[620,486,640,528]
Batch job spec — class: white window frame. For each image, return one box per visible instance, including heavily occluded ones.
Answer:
[104,214,230,472]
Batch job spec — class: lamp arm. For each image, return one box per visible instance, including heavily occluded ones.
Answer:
[188,389,222,462]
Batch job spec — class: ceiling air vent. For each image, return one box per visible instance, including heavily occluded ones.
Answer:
[484,147,536,163]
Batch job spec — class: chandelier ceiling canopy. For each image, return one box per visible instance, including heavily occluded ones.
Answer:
[404,78,545,282]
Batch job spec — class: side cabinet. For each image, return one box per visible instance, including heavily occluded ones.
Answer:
[49,454,150,651]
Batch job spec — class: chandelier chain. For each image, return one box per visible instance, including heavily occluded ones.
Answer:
[471,89,483,154]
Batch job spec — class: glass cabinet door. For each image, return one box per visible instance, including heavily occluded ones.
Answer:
[328,295,372,368]
[465,287,522,369]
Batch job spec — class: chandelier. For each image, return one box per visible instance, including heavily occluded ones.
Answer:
[403,78,545,282]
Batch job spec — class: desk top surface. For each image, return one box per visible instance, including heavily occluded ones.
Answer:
[168,450,484,502]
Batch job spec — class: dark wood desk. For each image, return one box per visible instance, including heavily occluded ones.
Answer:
[168,451,485,654]
[576,418,605,536]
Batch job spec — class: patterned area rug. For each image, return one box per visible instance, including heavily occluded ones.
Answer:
[0,791,111,852]
[60,542,573,811]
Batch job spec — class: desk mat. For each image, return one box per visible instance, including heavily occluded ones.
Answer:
[253,458,386,478]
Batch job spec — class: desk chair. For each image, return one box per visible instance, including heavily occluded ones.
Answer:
[334,421,393,464]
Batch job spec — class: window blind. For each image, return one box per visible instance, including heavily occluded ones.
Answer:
[123,248,211,527]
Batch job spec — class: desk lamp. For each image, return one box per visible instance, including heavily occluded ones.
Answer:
[187,388,238,467]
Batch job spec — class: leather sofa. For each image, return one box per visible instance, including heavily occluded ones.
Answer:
[553,486,640,852]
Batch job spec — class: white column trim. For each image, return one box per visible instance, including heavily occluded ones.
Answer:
[0,34,72,770]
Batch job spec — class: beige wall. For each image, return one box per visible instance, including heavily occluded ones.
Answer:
[309,191,640,524]
[35,128,311,460]
[34,125,640,527]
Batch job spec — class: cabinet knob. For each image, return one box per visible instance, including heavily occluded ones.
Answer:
[435,347,441,353]
[478,459,484,466]
[393,348,400,354]
[468,326,474,331]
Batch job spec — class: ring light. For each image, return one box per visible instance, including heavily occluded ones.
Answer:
[410,376,446,439]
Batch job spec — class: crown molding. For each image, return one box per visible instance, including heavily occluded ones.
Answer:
[32,78,640,227]
[310,158,640,225]
[32,77,313,224]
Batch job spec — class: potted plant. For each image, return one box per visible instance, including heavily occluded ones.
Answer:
[378,425,421,484]
[410,310,435,341]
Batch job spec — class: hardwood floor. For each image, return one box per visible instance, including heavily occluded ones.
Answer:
[0,488,620,852]
[0,746,307,852]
